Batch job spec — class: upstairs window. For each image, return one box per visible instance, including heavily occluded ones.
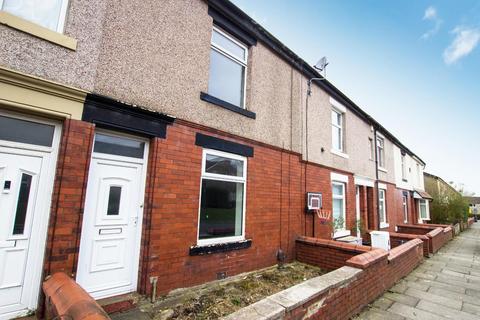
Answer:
[331,110,344,152]
[401,154,407,181]
[1,0,69,32]
[368,138,374,160]
[208,26,248,108]
[376,136,385,169]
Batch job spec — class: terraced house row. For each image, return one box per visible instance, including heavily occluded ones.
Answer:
[0,0,433,318]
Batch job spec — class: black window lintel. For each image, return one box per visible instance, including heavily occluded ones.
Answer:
[195,133,254,157]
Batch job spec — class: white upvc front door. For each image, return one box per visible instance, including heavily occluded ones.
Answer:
[0,112,60,320]
[76,131,148,299]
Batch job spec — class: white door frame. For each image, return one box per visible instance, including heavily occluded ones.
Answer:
[0,109,61,319]
[355,186,361,236]
[77,129,149,299]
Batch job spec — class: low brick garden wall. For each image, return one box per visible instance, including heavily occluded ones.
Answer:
[224,237,424,320]
[295,237,372,271]
[468,217,475,227]
[389,231,430,257]
[397,224,451,254]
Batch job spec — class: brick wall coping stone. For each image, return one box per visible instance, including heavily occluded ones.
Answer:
[388,232,429,241]
[345,248,388,269]
[296,236,372,254]
[426,227,442,238]
[388,238,423,261]
[221,266,362,320]
[397,223,438,231]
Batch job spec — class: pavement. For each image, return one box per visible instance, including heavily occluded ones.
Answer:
[356,222,480,320]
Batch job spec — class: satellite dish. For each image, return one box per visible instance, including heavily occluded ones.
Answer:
[314,56,329,72]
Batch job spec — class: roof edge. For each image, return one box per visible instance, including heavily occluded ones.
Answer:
[208,0,425,164]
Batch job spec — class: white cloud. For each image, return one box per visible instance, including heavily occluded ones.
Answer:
[421,6,442,39]
[443,27,480,64]
[423,6,437,20]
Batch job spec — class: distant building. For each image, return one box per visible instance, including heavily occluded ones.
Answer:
[464,197,480,216]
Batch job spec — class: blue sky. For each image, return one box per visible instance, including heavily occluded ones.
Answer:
[232,0,480,195]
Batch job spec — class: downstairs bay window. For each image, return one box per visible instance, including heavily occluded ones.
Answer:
[332,182,347,237]
[378,188,388,228]
[419,199,429,221]
[198,149,246,245]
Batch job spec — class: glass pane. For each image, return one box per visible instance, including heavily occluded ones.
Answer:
[94,134,145,158]
[208,48,245,107]
[212,29,246,61]
[379,201,385,222]
[13,173,33,235]
[332,198,343,220]
[199,179,244,240]
[332,126,341,150]
[2,0,64,31]
[205,154,244,177]
[0,115,54,147]
[331,111,342,126]
[379,190,385,200]
[332,184,344,196]
[107,186,122,216]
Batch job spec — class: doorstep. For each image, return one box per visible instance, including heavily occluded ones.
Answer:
[97,293,141,314]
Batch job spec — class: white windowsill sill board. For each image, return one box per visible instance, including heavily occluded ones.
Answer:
[0,11,77,50]
[380,222,389,229]
[378,167,388,173]
[333,230,351,239]
[330,149,349,159]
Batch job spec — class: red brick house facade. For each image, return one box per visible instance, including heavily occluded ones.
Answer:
[0,0,432,317]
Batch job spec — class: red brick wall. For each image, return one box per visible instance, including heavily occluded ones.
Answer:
[44,119,95,277]
[287,238,424,320]
[296,237,371,271]
[137,121,359,295]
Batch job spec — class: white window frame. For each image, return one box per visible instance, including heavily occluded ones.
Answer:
[332,181,348,238]
[402,194,408,223]
[209,26,248,108]
[401,154,407,181]
[378,188,388,228]
[331,109,344,152]
[418,199,430,221]
[368,138,374,160]
[197,148,247,246]
[376,136,386,170]
[0,0,69,33]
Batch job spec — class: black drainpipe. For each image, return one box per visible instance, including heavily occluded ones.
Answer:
[373,127,381,230]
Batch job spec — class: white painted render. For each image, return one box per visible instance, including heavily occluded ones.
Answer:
[393,144,425,191]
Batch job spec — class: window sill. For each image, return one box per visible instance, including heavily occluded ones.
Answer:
[330,148,349,159]
[380,222,389,229]
[200,92,256,119]
[378,167,388,173]
[0,11,77,50]
[333,229,350,239]
[189,239,252,256]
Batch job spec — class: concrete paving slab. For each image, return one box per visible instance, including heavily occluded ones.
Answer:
[387,302,448,320]
[357,223,480,319]
[416,300,478,320]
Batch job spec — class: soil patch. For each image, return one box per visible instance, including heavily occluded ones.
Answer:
[141,262,326,319]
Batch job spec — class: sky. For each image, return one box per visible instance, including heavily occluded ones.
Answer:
[232,0,480,195]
